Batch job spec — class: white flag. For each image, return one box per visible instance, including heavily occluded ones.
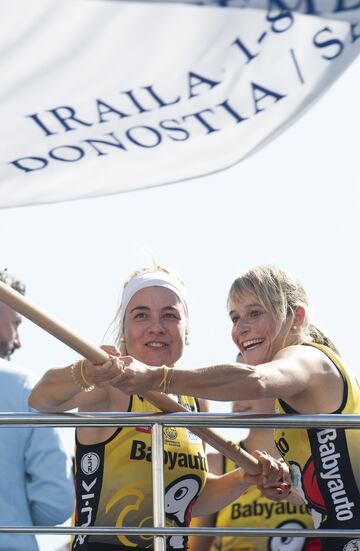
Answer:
[1,0,359,208]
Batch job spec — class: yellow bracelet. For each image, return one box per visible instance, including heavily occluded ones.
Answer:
[159,365,169,393]
[165,367,174,394]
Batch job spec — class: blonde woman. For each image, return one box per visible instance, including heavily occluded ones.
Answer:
[29,266,287,551]
[115,265,360,551]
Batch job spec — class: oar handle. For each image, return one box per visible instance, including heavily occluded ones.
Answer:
[145,391,261,474]
[0,281,261,475]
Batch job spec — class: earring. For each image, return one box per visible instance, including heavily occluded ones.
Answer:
[185,335,190,346]
[120,336,125,343]
[292,325,297,331]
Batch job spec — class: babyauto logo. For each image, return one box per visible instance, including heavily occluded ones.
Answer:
[81,452,100,475]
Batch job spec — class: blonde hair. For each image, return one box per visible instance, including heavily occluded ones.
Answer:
[114,263,186,355]
[228,265,339,354]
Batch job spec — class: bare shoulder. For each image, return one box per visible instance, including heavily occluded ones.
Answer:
[274,344,344,412]
[274,343,340,378]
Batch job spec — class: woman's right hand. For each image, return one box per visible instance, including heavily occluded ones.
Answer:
[81,345,125,388]
[109,356,159,394]
[243,450,292,501]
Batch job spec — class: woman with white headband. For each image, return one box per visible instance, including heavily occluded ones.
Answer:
[30,265,289,551]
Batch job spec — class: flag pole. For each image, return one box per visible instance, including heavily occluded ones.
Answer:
[0,281,261,474]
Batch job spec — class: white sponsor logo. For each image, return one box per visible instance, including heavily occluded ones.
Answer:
[317,429,354,521]
[74,477,97,547]
[81,452,100,475]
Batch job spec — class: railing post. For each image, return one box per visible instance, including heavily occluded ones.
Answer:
[152,423,166,551]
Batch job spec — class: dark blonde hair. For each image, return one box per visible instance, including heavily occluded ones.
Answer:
[228,265,339,354]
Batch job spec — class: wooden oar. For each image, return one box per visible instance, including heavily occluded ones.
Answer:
[0,281,261,474]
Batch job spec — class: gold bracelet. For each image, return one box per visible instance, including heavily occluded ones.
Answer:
[79,360,91,389]
[165,367,174,394]
[70,362,82,390]
[70,360,95,393]
[158,365,169,393]
[80,359,95,393]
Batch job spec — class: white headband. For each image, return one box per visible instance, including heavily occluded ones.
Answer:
[119,272,190,334]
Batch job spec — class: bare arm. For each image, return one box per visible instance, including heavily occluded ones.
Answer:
[29,355,126,412]
[29,364,106,412]
[118,345,342,409]
[192,450,290,517]
[118,346,324,400]
[192,468,250,516]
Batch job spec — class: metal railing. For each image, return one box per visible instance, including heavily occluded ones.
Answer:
[1,412,360,548]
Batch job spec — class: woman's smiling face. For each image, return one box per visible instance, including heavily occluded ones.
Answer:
[228,291,291,366]
[123,286,186,367]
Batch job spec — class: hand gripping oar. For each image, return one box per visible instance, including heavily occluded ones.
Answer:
[0,280,261,475]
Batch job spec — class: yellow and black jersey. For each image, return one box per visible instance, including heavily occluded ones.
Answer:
[212,448,318,551]
[275,342,360,551]
[72,394,207,551]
